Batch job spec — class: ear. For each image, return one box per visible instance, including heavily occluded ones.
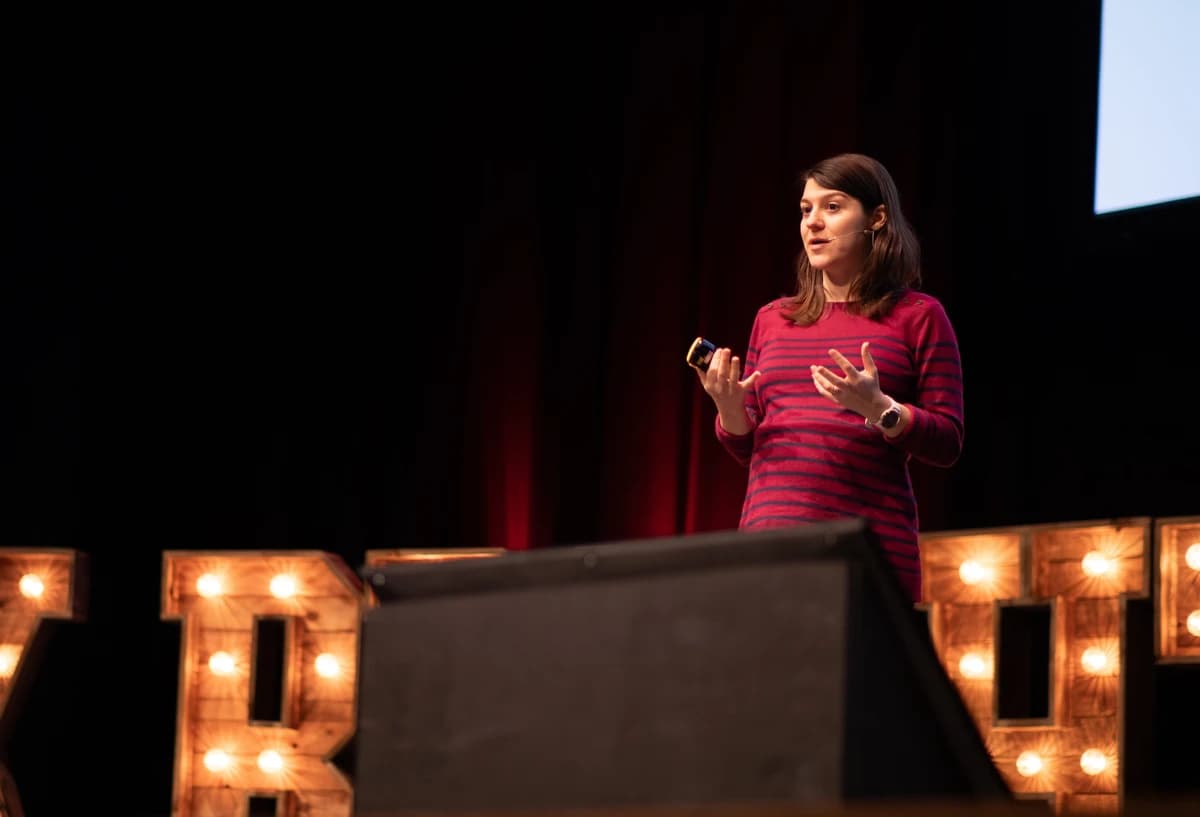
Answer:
[870,204,887,231]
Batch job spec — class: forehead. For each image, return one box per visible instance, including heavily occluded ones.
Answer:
[800,178,855,202]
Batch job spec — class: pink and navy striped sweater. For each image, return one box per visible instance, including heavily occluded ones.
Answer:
[715,290,964,601]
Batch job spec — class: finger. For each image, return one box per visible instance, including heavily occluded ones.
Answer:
[740,370,761,388]
[811,364,842,385]
[827,348,857,377]
[861,341,877,377]
[812,372,836,400]
[811,370,827,394]
[811,366,841,396]
[708,348,731,382]
[729,356,743,382]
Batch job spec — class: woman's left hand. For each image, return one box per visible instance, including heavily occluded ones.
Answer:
[811,341,886,420]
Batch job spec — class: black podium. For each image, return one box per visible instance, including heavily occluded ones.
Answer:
[353,518,1012,815]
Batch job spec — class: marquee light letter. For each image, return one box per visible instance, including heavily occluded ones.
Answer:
[921,520,1149,816]
[1154,516,1200,662]
[162,552,362,817]
[0,549,86,817]
[363,547,503,569]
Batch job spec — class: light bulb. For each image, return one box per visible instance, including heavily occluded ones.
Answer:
[269,574,297,599]
[258,749,284,773]
[203,749,232,772]
[958,652,990,679]
[18,574,44,599]
[196,573,223,598]
[1080,748,1107,776]
[1081,551,1114,577]
[1016,750,1043,777]
[1187,610,1200,637]
[958,560,992,586]
[315,653,341,678]
[1185,544,1200,571]
[208,651,237,676]
[1081,646,1109,674]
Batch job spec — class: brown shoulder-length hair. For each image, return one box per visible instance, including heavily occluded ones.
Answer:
[784,153,921,325]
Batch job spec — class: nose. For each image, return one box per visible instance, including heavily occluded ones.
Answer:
[802,210,823,232]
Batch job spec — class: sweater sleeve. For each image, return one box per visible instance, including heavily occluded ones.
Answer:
[714,312,766,468]
[886,298,964,467]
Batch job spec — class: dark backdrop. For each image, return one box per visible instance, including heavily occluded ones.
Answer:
[3,3,1198,815]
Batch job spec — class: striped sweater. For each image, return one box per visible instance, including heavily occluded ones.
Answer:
[715,290,964,601]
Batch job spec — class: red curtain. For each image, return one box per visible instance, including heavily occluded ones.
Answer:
[413,2,958,552]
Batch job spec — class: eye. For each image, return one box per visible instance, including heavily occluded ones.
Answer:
[827,203,840,211]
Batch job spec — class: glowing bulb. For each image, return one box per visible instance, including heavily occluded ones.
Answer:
[208,651,237,676]
[315,653,341,678]
[1186,544,1200,571]
[269,574,297,599]
[18,574,44,599]
[1081,646,1110,674]
[1187,610,1200,637]
[203,749,232,772]
[1081,551,1114,577]
[258,749,284,773]
[1016,750,1043,777]
[196,573,223,598]
[0,645,21,678]
[1080,748,1108,776]
[958,652,990,679]
[958,560,992,586]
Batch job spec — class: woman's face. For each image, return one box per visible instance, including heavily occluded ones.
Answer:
[799,178,874,277]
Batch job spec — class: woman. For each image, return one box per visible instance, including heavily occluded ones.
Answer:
[695,153,964,602]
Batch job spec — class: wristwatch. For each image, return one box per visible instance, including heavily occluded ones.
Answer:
[866,398,903,431]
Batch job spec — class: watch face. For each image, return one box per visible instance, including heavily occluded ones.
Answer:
[880,406,902,429]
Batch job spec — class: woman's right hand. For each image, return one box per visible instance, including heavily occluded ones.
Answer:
[697,347,760,435]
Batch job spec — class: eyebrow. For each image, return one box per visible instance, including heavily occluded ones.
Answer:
[799,192,848,204]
